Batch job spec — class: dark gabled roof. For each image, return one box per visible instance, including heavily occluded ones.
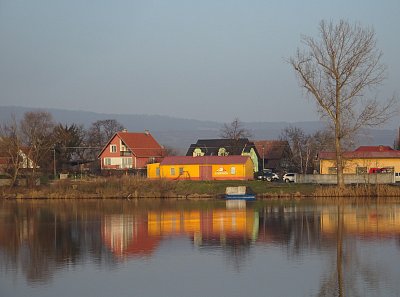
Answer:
[318,146,400,160]
[160,155,251,165]
[253,140,291,169]
[253,140,291,159]
[186,138,258,157]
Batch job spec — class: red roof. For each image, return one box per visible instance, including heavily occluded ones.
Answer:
[319,146,400,159]
[160,155,250,165]
[117,132,163,157]
[354,146,393,152]
[98,131,164,158]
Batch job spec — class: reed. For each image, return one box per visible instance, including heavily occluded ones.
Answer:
[314,184,400,198]
[44,176,179,198]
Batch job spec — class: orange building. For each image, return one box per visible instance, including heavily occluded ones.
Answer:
[147,155,254,180]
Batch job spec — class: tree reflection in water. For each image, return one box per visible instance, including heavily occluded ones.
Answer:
[0,200,399,296]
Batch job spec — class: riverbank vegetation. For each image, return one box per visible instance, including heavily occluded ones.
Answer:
[2,176,400,200]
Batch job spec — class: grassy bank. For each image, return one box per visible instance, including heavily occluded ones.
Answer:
[0,176,315,199]
[1,176,400,199]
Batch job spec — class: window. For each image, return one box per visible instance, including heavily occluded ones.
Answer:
[381,167,394,173]
[122,158,132,168]
[193,148,204,157]
[328,167,337,174]
[170,168,175,175]
[110,145,117,153]
[230,167,236,175]
[104,158,111,165]
[218,148,228,156]
[179,167,184,175]
[356,167,367,174]
[120,140,127,151]
[156,168,160,177]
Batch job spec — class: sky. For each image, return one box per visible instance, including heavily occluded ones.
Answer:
[0,0,399,124]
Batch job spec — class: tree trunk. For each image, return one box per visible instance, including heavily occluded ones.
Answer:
[335,82,345,188]
[335,132,344,187]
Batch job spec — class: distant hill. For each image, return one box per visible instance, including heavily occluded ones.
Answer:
[0,105,397,153]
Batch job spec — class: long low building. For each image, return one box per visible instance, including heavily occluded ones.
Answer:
[318,146,400,175]
[147,155,254,180]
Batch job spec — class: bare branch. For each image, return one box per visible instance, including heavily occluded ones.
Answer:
[289,20,399,187]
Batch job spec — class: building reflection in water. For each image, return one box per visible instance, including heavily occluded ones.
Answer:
[1,201,400,286]
[321,205,400,239]
[101,214,160,259]
[101,205,259,259]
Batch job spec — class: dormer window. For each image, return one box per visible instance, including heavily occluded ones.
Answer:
[218,147,228,156]
[120,140,127,151]
[193,148,204,157]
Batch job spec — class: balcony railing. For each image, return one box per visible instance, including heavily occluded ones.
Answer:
[120,151,132,156]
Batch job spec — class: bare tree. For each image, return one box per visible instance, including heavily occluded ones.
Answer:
[86,119,125,148]
[85,119,125,172]
[281,126,335,174]
[0,116,23,187]
[219,118,253,140]
[20,111,55,185]
[290,20,397,187]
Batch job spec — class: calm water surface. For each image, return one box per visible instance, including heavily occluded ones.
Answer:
[1,199,400,297]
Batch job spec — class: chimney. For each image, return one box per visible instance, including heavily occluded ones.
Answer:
[144,129,150,135]
[122,129,128,133]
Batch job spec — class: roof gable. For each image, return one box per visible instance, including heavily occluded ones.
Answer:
[253,140,291,159]
[186,138,257,156]
[98,131,164,158]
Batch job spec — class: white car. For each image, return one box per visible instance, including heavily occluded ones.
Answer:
[282,173,296,183]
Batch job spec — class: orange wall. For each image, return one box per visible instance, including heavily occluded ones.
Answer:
[147,158,254,180]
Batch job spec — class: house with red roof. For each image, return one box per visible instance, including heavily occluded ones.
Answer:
[98,130,164,171]
[318,145,400,175]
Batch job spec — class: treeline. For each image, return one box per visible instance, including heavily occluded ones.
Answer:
[0,111,338,187]
[0,111,125,186]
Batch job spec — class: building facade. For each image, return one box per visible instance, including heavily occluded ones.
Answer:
[318,146,400,175]
[185,138,260,173]
[147,155,254,181]
[98,130,164,171]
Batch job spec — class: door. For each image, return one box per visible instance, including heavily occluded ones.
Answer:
[200,165,212,180]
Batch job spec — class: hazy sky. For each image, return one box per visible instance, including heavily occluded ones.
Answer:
[0,0,399,123]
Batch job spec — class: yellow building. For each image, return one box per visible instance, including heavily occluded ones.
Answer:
[319,146,400,175]
[147,155,254,180]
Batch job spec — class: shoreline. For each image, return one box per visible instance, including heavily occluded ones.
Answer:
[1,177,400,200]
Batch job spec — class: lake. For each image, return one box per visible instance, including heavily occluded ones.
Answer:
[1,199,400,297]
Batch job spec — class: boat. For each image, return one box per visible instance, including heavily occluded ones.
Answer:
[224,186,256,201]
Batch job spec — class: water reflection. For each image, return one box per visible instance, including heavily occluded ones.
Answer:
[0,200,400,296]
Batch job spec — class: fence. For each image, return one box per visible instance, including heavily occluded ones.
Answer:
[296,173,395,184]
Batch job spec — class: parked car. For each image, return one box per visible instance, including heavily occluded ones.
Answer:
[282,173,296,183]
[257,171,279,182]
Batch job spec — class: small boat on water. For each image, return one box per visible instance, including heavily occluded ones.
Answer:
[224,186,256,201]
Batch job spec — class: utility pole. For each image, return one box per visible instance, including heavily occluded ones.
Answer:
[262,145,265,171]
[53,148,57,179]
